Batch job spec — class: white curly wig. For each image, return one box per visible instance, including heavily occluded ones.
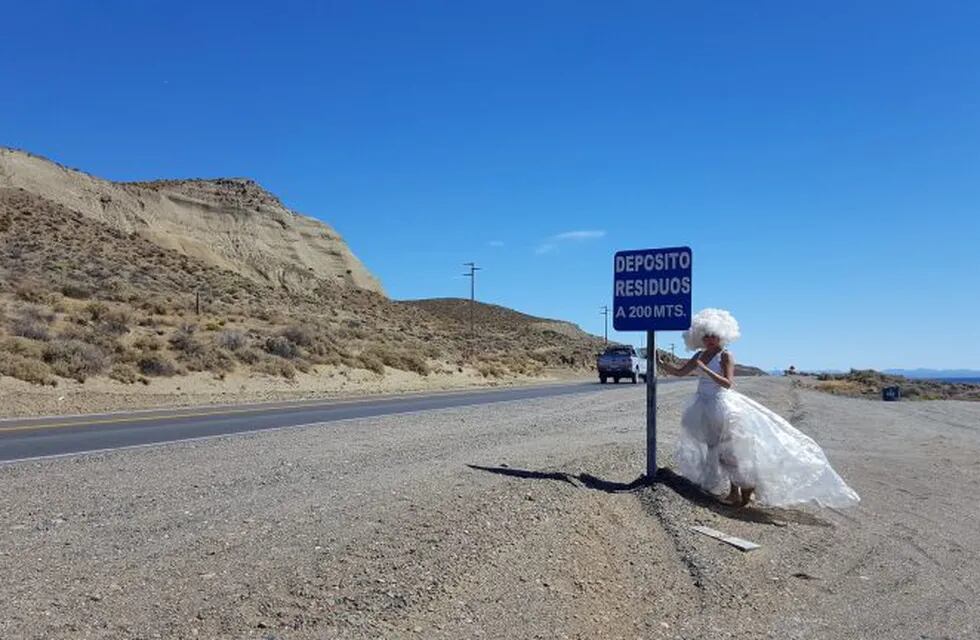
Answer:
[682,308,741,351]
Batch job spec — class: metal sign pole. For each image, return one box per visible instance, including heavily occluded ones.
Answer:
[646,329,657,481]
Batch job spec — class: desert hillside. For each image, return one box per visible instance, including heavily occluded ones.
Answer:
[0,184,606,394]
[0,148,382,293]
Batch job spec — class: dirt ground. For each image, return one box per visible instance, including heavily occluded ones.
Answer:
[0,377,976,639]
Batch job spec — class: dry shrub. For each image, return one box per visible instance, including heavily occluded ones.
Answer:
[10,308,52,341]
[85,301,110,322]
[529,349,554,364]
[477,362,507,378]
[140,297,169,316]
[43,339,107,381]
[138,353,177,377]
[109,363,145,384]
[358,350,385,375]
[815,380,865,396]
[182,344,235,373]
[216,329,248,351]
[0,354,57,386]
[0,336,46,359]
[167,325,234,372]
[14,282,48,304]
[60,283,92,299]
[265,335,300,359]
[309,348,347,367]
[99,308,131,336]
[294,358,313,374]
[236,347,262,364]
[169,324,200,353]
[133,334,163,352]
[359,345,430,376]
[253,356,296,379]
[281,325,315,347]
[58,325,125,357]
[255,307,285,323]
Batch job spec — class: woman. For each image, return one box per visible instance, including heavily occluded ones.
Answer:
[657,308,860,509]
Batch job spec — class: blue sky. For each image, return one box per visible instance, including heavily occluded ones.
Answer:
[2,1,978,371]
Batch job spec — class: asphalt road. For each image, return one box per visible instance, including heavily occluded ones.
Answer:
[0,379,676,464]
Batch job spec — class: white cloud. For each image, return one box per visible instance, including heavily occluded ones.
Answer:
[487,240,505,247]
[534,229,606,255]
[553,230,606,241]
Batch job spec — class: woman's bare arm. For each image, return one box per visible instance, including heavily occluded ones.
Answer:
[659,352,700,377]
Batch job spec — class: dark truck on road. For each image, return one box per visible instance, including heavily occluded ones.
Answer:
[596,345,646,384]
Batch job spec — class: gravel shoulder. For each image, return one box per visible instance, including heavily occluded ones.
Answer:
[1,378,977,639]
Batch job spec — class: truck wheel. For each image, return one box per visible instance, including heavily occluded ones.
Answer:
[600,376,607,384]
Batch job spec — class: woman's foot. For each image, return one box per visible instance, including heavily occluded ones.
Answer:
[737,486,755,508]
[722,485,741,505]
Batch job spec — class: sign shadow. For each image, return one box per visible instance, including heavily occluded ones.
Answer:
[467,464,831,527]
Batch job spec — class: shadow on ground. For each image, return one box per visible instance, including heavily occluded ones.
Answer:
[467,464,831,527]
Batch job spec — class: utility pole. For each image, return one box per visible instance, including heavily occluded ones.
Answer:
[462,262,481,355]
[670,343,675,357]
[600,305,609,345]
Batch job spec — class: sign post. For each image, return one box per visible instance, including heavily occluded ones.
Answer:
[646,329,656,479]
[612,246,693,482]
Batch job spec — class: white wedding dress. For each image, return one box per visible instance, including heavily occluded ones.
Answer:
[675,351,860,508]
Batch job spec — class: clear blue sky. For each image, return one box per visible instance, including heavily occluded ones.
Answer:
[2,1,978,371]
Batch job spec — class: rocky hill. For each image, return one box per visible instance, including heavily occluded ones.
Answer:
[0,148,383,293]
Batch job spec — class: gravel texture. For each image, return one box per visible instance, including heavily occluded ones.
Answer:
[1,377,977,639]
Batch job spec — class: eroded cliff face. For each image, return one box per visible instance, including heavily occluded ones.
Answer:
[0,148,384,294]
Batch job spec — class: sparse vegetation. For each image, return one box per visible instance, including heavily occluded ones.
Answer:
[137,353,178,377]
[216,329,248,351]
[0,353,57,386]
[808,369,980,402]
[253,356,297,379]
[42,339,107,382]
[264,335,301,359]
[10,306,52,341]
[0,186,606,388]
[109,362,146,385]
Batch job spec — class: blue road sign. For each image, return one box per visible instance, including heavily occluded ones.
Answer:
[613,246,693,331]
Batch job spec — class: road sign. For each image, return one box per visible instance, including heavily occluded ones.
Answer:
[612,246,692,331]
[611,246,693,482]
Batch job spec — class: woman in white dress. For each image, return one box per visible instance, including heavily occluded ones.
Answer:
[657,309,860,509]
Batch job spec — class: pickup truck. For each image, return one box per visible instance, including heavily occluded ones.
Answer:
[596,345,647,384]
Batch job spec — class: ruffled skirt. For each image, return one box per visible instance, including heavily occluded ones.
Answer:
[676,389,860,508]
